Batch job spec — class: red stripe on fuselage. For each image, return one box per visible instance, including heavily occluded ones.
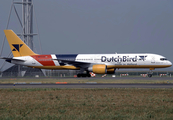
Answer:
[31,55,55,66]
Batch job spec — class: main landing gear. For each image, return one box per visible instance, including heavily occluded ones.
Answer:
[77,73,91,77]
[77,71,91,77]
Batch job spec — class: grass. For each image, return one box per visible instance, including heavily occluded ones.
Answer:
[0,88,173,119]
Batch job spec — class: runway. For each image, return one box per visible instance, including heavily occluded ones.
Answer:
[0,77,173,89]
[0,83,173,89]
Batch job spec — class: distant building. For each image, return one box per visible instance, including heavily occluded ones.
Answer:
[2,65,44,77]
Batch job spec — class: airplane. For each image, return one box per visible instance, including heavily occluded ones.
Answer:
[1,30,172,77]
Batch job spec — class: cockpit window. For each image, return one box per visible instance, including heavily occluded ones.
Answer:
[160,58,167,61]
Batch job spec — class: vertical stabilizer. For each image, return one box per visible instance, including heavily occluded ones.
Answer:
[4,30,37,57]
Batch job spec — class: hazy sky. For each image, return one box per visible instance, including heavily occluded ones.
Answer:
[0,0,173,70]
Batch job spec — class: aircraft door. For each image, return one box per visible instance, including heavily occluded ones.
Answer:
[151,56,155,63]
[32,58,36,64]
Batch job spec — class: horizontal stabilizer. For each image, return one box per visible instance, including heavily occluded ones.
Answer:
[0,57,25,63]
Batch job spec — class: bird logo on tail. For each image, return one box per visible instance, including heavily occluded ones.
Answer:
[12,44,23,52]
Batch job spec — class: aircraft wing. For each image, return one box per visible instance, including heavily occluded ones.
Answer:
[53,59,90,68]
[0,57,25,62]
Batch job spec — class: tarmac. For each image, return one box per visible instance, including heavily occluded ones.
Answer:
[0,77,173,89]
[0,83,173,89]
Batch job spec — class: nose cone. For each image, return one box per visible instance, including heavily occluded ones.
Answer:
[168,61,172,67]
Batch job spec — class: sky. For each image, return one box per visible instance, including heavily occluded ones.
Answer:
[0,0,173,70]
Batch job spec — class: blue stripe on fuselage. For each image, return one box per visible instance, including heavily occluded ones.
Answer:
[55,54,78,60]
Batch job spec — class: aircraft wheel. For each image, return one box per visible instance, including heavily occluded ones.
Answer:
[77,73,91,77]
[148,74,152,78]
[77,74,81,77]
[87,74,91,77]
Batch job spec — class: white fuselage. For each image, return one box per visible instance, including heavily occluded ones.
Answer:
[10,53,172,71]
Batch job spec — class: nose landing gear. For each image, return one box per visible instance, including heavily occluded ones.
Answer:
[148,73,153,78]
[147,68,154,78]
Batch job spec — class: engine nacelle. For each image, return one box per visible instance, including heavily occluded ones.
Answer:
[90,64,116,74]
[92,64,106,74]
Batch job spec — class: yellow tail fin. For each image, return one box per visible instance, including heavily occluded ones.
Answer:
[4,30,37,57]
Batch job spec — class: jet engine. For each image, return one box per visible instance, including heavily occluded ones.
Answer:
[89,64,115,74]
